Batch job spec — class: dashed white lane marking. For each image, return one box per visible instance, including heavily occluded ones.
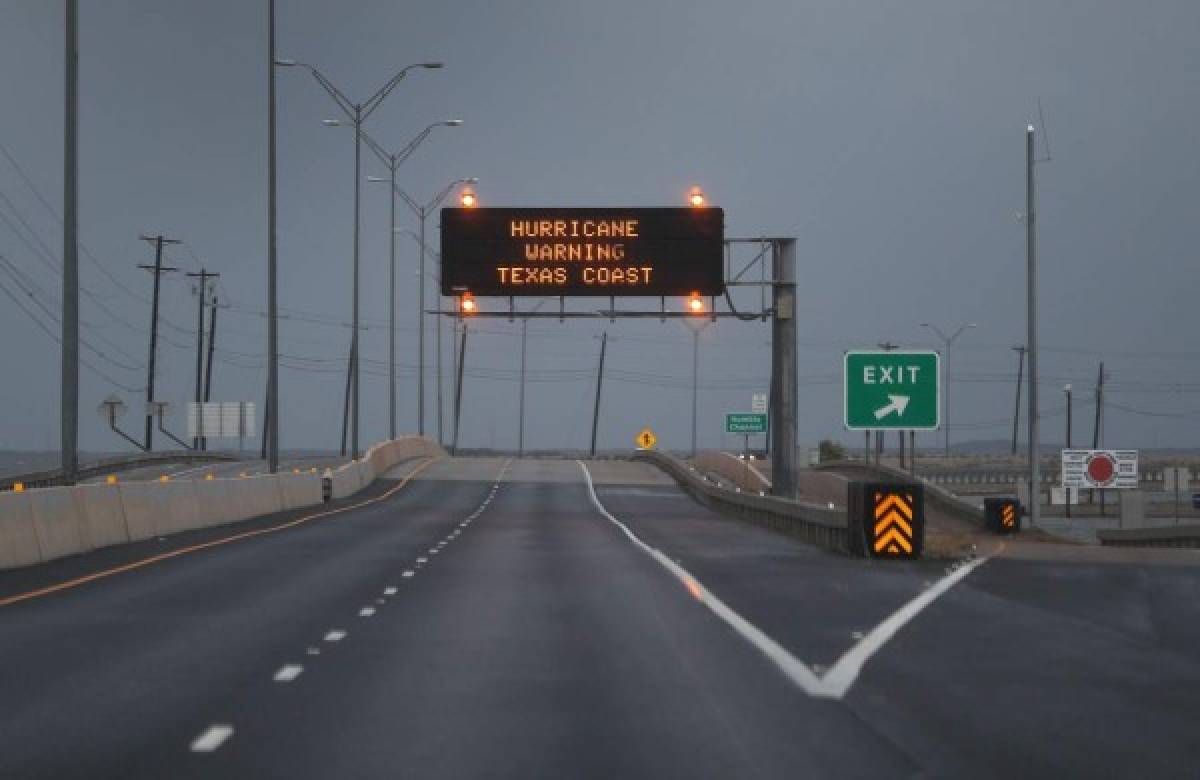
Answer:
[576,460,989,701]
[190,724,234,753]
[428,548,439,554]
[359,607,376,617]
[384,586,398,595]
[324,630,346,642]
[273,664,304,682]
[402,570,415,578]
[416,557,428,564]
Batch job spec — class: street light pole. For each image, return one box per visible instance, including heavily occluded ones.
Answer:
[921,321,976,458]
[364,121,461,440]
[1026,124,1041,529]
[382,177,477,443]
[266,0,279,473]
[61,0,79,483]
[277,59,443,457]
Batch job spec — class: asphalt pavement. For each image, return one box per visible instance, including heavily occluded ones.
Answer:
[1,456,1198,778]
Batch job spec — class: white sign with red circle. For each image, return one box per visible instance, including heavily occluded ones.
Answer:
[1061,449,1139,489]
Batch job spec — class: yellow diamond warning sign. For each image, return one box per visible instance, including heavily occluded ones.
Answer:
[635,428,657,450]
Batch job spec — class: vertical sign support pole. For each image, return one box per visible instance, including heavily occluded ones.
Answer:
[769,239,798,499]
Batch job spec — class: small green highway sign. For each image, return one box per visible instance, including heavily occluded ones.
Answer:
[844,350,940,431]
[726,413,767,434]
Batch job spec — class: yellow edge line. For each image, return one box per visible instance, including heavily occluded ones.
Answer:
[0,457,441,609]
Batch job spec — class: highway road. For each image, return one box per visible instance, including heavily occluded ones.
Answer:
[2,456,1199,777]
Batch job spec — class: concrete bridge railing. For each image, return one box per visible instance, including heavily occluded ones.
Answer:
[634,450,849,554]
[0,436,445,572]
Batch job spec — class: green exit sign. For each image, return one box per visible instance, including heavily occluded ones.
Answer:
[844,350,940,431]
[726,413,767,434]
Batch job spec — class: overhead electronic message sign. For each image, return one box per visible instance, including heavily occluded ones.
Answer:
[440,207,724,297]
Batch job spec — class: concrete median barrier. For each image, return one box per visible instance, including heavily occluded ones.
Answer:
[278,473,322,510]
[0,435,445,571]
[28,486,89,562]
[0,490,42,568]
[191,478,237,528]
[74,484,130,550]
[164,480,202,534]
[330,463,361,500]
[119,482,175,541]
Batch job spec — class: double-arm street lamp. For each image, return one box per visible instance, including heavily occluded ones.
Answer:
[920,321,977,458]
[387,177,479,443]
[364,120,463,439]
[275,57,442,458]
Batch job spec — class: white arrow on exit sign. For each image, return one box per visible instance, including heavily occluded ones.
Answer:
[873,395,911,420]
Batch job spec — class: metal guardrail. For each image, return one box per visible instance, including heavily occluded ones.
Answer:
[0,451,237,491]
[632,450,849,554]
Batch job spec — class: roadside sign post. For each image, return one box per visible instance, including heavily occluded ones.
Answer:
[844,351,940,432]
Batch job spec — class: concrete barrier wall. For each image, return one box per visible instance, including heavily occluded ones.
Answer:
[634,451,849,554]
[75,484,130,549]
[694,451,771,492]
[0,491,41,568]
[28,487,89,561]
[279,473,322,510]
[0,436,444,571]
[164,480,202,535]
[118,481,175,541]
[191,478,237,528]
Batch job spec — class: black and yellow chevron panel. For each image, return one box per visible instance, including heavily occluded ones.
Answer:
[848,482,925,559]
[984,497,1021,535]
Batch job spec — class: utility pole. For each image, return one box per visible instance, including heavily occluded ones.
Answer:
[61,0,79,483]
[589,331,608,458]
[1025,124,1041,528]
[770,239,798,499]
[203,295,218,451]
[451,322,468,454]
[1011,345,1026,456]
[138,234,180,451]
[1092,362,1104,448]
[266,0,280,473]
[186,269,219,449]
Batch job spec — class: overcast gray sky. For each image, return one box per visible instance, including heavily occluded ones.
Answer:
[0,0,1197,455]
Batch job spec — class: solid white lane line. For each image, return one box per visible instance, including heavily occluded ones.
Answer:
[384,586,398,595]
[273,664,304,682]
[190,724,234,753]
[324,630,346,642]
[359,607,376,617]
[575,460,988,701]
